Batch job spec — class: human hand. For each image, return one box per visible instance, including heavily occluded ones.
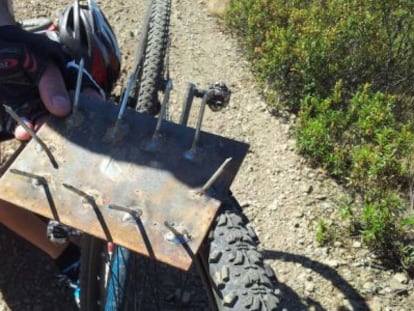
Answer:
[13,62,71,140]
[0,25,72,140]
[0,25,103,141]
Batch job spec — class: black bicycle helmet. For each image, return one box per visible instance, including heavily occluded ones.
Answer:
[57,0,121,94]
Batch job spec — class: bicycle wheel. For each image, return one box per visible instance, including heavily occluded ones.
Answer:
[202,194,281,310]
[132,0,171,115]
[79,235,107,310]
[79,194,281,311]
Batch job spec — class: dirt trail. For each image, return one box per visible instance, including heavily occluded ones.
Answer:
[0,0,413,310]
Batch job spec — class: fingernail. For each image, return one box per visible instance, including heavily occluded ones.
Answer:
[52,95,71,115]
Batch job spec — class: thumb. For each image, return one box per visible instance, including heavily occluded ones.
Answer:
[38,63,72,117]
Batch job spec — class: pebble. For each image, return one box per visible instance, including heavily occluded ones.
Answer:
[268,199,279,211]
[378,286,392,295]
[369,296,383,311]
[326,259,340,268]
[294,211,305,218]
[304,281,315,293]
[362,281,376,293]
[304,185,314,194]
[389,277,409,293]
[393,272,409,285]
[352,241,362,248]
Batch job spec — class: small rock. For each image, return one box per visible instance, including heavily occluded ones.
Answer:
[393,272,409,285]
[268,199,279,211]
[378,286,392,295]
[304,281,315,293]
[326,259,340,268]
[362,281,376,293]
[342,299,356,311]
[240,202,250,208]
[352,241,362,248]
[319,201,332,210]
[294,211,304,218]
[304,184,313,194]
[368,296,383,311]
[389,277,409,293]
[298,273,307,281]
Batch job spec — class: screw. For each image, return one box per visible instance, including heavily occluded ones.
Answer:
[3,105,58,169]
[73,58,85,113]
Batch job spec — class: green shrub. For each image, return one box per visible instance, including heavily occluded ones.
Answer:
[226,0,414,271]
[226,0,414,112]
[297,84,413,189]
[299,84,414,268]
[316,219,336,245]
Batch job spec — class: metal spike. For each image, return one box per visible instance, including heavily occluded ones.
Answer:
[3,105,58,169]
[10,169,44,185]
[153,79,173,138]
[143,79,173,151]
[11,169,59,220]
[63,183,112,241]
[183,92,208,160]
[179,83,196,126]
[62,183,95,205]
[164,221,191,244]
[107,204,142,218]
[117,73,135,121]
[73,58,85,113]
[199,157,232,195]
[102,73,134,143]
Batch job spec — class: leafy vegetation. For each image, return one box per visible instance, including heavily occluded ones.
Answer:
[226,0,414,271]
[316,219,336,245]
[226,0,414,112]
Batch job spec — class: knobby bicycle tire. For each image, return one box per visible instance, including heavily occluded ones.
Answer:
[79,194,281,310]
[133,0,171,115]
[203,195,281,310]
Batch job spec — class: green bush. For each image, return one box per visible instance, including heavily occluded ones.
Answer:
[226,0,414,270]
[226,0,414,112]
[298,84,413,188]
[298,84,414,266]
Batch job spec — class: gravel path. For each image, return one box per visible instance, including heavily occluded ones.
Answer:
[1,0,413,310]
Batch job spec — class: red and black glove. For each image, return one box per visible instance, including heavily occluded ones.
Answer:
[0,25,102,136]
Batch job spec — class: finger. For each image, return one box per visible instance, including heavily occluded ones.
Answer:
[14,119,34,141]
[38,63,71,117]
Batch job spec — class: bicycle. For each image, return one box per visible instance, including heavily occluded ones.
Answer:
[0,0,281,310]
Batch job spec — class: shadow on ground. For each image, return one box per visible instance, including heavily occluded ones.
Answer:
[0,225,370,310]
[0,225,78,311]
[264,250,370,311]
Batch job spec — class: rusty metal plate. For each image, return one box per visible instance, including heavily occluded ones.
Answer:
[0,96,249,270]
